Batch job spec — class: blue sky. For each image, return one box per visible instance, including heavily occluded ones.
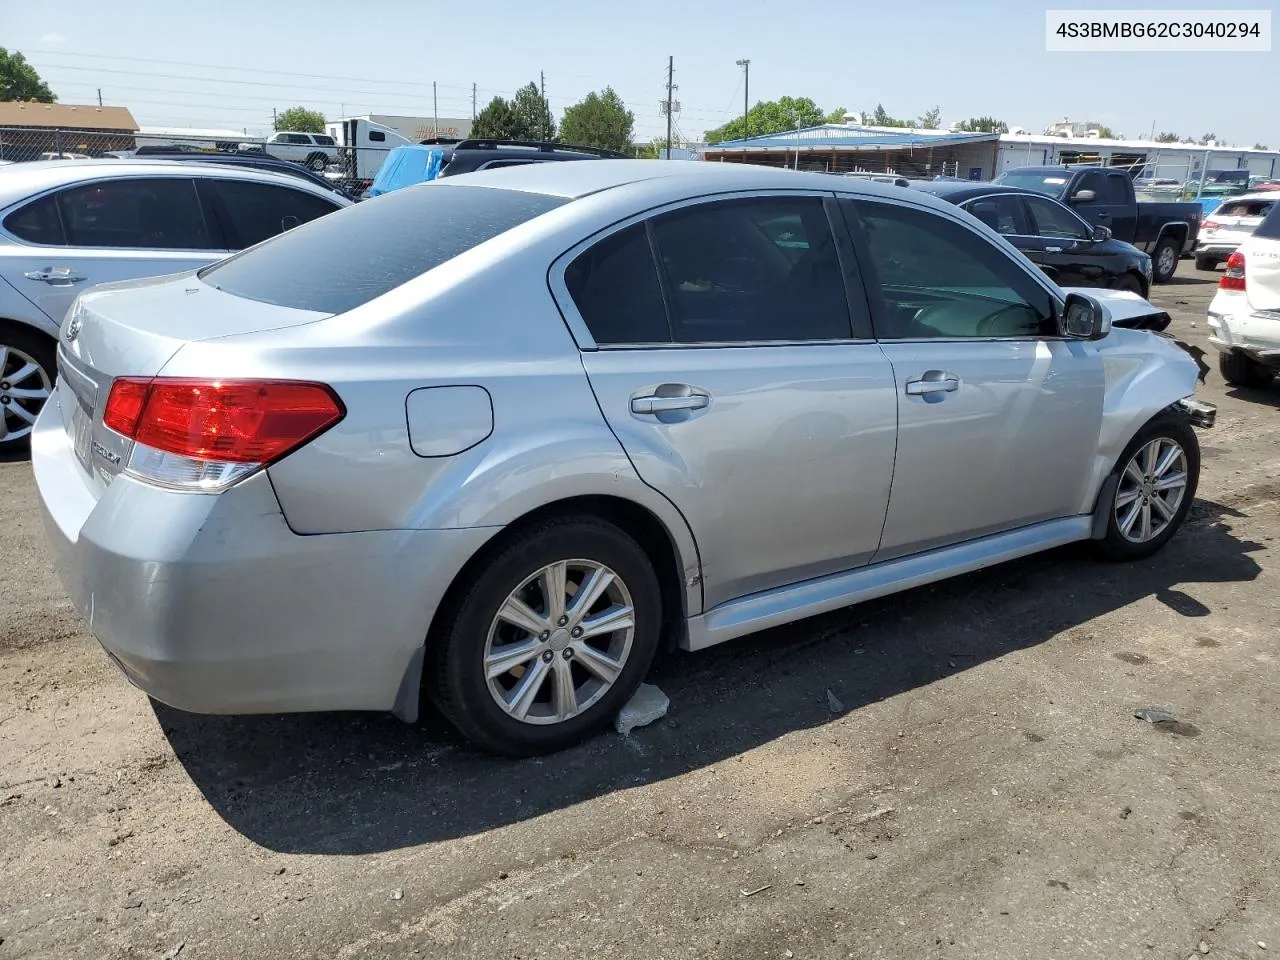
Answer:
[8,0,1277,146]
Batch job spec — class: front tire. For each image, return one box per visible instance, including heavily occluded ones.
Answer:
[1095,414,1199,561]
[1194,253,1218,271]
[427,516,662,756]
[1218,350,1274,388]
[0,323,56,456]
[1113,272,1147,297]
[305,153,328,171]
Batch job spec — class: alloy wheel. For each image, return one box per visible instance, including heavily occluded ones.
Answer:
[483,559,636,725]
[1114,436,1189,543]
[0,344,52,444]
[1157,244,1177,278]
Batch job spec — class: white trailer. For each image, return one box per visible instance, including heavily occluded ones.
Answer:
[324,118,414,181]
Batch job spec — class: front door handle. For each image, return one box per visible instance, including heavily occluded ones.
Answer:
[905,373,960,396]
[631,393,709,415]
[1045,245,1064,253]
[24,267,87,285]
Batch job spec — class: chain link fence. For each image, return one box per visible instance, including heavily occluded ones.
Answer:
[0,126,413,198]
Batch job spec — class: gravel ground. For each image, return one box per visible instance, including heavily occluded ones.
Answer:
[2,266,1278,960]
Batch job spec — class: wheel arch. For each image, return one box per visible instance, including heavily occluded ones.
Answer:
[392,491,700,722]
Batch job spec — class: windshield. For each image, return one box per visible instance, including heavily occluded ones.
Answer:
[199,184,567,313]
[995,170,1070,198]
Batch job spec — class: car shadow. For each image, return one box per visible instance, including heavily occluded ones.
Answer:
[1224,384,1280,408]
[156,498,1263,855]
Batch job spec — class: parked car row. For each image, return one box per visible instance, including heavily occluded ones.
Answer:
[27,160,1215,755]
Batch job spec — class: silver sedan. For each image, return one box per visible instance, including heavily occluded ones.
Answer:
[32,160,1214,755]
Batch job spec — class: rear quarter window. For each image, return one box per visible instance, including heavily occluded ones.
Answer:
[199,184,566,313]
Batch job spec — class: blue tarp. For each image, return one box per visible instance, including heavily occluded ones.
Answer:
[366,145,446,198]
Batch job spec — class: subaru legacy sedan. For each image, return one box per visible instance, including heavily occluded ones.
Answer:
[32,161,1214,756]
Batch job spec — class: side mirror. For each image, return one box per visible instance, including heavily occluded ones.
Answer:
[1061,293,1110,340]
[1071,189,1097,203]
[1092,224,1112,242]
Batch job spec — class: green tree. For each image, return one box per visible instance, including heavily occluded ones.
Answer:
[472,95,525,139]
[512,81,556,141]
[1253,142,1270,151]
[867,103,910,128]
[917,106,942,129]
[1095,125,1121,139]
[1155,131,1180,143]
[276,106,326,133]
[559,88,634,153]
[1198,132,1218,144]
[954,116,1009,133]
[0,47,55,102]
[703,96,826,143]
[826,106,849,124]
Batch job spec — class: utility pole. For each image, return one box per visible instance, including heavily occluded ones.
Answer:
[735,60,749,139]
[472,83,477,121]
[272,107,277,129]
[96,87,103,107]
[665,56,674,157]
[540,71,546,141]
[433,81,438,136]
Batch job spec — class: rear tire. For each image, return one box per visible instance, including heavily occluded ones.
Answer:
[1151,237,1181,283]
[1218,350,1274,388]
[0,322,56,457]
[427,516,662,757]
[1095,413,1199,562]
[305,152,328,171]
[1194,254,1218,271]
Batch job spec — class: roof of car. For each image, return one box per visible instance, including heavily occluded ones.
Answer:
[0,159,348,211]
[432,158,940,201]
[1212,191,1279,205]
[908,181,1031,202]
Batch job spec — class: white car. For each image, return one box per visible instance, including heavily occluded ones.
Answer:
[1195,192,1278,271]
[1206,200,1280,387]
[243,132,339,171]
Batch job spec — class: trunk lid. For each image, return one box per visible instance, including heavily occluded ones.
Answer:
[55,272,330,491]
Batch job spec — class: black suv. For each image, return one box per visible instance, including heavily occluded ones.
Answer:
[424,138,628,178]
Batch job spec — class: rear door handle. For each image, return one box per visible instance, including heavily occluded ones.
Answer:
[24,267,87,284]
[631,393,710,415]
[905,373,960,396]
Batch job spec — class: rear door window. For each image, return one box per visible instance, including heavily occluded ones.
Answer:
[207,179,343,249]
[648,196,855,343]
[960,195,1028,236]
[56,178,211,249]
[199,184,566,313]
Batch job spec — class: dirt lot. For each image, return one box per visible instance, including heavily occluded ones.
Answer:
[2,266,1278,960]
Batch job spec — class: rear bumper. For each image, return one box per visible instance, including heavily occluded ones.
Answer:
[31,396,494,720]
[1194,240,1239,257]
[1206,292,1280,367]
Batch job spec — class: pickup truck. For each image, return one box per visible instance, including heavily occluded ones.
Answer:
[995,165,1202,282]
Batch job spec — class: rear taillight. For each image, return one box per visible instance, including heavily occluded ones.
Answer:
[1203,219,1221,230]
[104,378,344,490]
[1220,252,1246,291]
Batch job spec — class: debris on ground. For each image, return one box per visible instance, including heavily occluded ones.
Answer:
[159,943,184,960]
[615,683,669,735]
[740,884,772,898]
[1133,707,1201,737]
[826,689,844,713]
[389,888,404,901]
